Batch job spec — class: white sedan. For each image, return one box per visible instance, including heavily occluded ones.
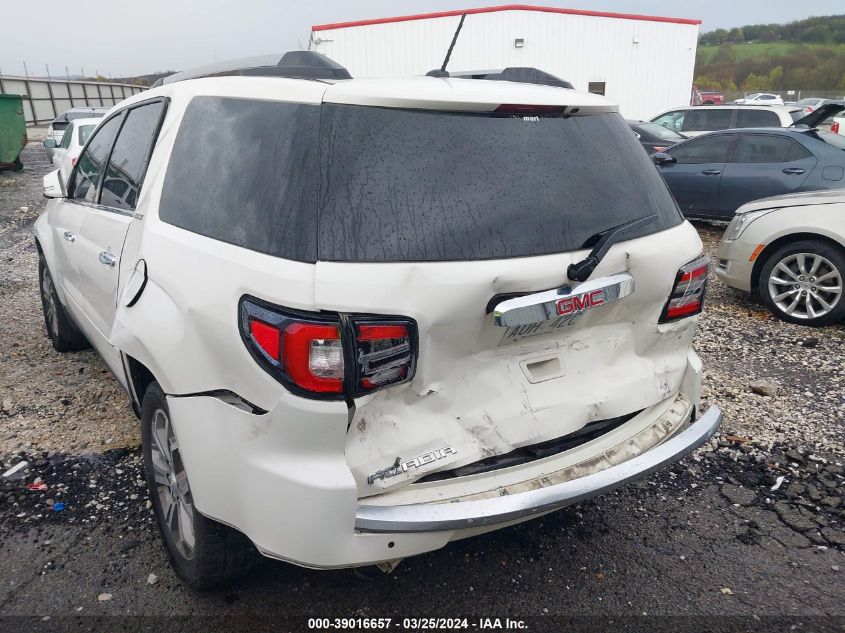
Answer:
[733,93,785,106]
[43,117,101,183]
[716,191,845,326]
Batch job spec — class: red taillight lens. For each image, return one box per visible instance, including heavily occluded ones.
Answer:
[832,121,840,134]
[239,297,416,400]
[355,323,414,391]
[653,146,669,153]
[659,255,709,322]
[249,319,280,360]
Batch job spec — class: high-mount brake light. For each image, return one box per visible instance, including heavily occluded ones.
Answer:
[659,255,710,322]
[239,297,416,400]
[494,104,566,114]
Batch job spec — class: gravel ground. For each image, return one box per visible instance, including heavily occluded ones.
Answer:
[0,139,843,624]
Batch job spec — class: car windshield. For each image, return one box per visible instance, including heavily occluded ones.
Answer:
[636,122,684,140]
[746,93,762,99]
[797,99,821,106]
[78,125,96,145]
[160,97,682,263]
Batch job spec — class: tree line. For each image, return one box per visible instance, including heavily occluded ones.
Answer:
[699,14,845,46]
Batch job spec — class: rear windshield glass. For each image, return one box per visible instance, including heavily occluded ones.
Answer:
[160,98,681,263]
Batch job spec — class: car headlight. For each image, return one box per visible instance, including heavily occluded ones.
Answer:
[725,209,777,241]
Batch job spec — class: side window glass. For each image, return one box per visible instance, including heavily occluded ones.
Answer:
[59,123,74,149]
[737,109,780,128]
[731,135,812,163]
[100,101,166,212]
[670,135,733,164]
[70,114,123,203]
[652,110,685,133]
[682,109,733,132]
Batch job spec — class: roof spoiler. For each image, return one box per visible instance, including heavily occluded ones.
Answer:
[152,51,351,87]
[426,67,574,89]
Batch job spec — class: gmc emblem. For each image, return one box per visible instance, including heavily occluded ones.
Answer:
[556,289,605,316]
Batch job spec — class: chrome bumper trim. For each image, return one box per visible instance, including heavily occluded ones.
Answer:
[355,405,722,533]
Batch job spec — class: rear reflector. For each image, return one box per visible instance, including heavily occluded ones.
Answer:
[659,255,709,322]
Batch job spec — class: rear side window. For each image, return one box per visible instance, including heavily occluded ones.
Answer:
[318,106,681,262]
[730,135,811,163]
[669,135,734,164]
[651,110,685,133]
[100,101,166,212]
[682,109,733,132]
[70,114,124,203]
[159,97,320,262]
[737,109,780,128]
[59,123,74,149]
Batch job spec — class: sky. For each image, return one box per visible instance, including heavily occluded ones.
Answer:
[0,0,842,78]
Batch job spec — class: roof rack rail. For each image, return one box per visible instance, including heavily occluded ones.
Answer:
[426,67,574,89]
[152,51,351,87]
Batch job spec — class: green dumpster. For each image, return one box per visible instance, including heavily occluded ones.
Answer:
[0,94,27,171]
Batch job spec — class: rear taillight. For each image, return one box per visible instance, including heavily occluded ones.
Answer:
[832,121,840,134]
[239,297,416,400]
[659,255,709,323]
[653,145,669,153]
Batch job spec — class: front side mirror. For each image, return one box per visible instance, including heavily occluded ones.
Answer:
[652,152,676,166]
[43,169,66,198]
[43,139,57,149]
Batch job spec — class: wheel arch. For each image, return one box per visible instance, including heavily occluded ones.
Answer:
[751,232,845,292]
[122,354,157,418]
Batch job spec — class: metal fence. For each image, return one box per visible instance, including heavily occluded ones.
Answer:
[723,90,845,103]
[0,73,146,125]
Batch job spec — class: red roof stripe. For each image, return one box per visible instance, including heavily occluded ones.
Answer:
[312,4,702,31]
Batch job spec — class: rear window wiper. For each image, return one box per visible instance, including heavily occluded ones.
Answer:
[567,214,658,283]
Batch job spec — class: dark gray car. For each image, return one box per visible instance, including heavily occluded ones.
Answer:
[653,126,845,220]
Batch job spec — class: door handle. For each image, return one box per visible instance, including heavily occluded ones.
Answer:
[98,251,117,267]
[782,168,806,175]
[701,169,721,175]
[63,231,75,242]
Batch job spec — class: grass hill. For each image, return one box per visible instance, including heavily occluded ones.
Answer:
[695,15,845,93]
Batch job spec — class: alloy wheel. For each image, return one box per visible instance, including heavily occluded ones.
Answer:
[767,252,842,320]
[40,267,59,337]
[149,408,196,559]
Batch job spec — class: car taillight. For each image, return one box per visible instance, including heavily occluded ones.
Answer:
[71,157,78,167]
[832,121,840,134]
[653,145,669,153]
[659,255,709,322]
[239,297,416,400]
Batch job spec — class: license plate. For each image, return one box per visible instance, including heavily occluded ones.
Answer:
[499,313,582,345]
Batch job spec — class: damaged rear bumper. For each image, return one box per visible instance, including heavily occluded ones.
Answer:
[355,405,722,533]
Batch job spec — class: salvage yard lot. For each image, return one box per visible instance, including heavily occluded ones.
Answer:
[0,140,843,620]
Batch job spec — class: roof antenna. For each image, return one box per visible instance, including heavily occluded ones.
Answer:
[426,14,466,78]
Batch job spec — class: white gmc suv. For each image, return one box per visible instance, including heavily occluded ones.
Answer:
[34,52,722,588]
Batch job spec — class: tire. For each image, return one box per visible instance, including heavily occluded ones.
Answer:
[38,256,90,352]
[141,382,258,589]
[758,239,845,327]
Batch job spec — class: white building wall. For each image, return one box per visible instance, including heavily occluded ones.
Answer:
[311,9,699,120]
